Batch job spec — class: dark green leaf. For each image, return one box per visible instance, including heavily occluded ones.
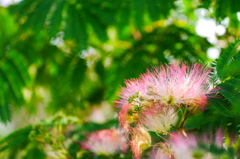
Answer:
[22,0,54,31]
[64,4,88,50]
[209,97,233,117]
[132,0,145,31]
[217,39,240,80]
[49,0,66,37]
[0,80,11,123]
[70,57,87,90]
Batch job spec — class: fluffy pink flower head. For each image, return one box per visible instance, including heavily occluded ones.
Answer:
[81,129,128,155]
[141,106,177,135]
[116,62,214,133]
[148,143,174,159]
[201,128,224,147]
[151,63,213,108]
[170,130,225,158]
[116,63,213,110]
[130,126,152,159]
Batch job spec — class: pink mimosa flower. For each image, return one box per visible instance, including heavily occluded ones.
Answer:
[115,78,149,109]
[170,130,225,159]
[215,128,224,148]
[170,132,200,159]
[141,107,177,134]
[115,62,216,158]
[148,143,174,159]
[116,63,214,110]
[116,63,214,134]
[151,63,213,109]
[130,126,152,159]
[81,129,128,155]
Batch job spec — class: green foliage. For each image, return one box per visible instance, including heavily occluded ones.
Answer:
[9,0,179,51]
[0,8,28,123]
[218,80,240,114]
[214,39,240,117]
[217,39,240,80]
[22,145,46,159]
[210,97,233,117]
[10,0,117,51]
[0,0,239,158]
[0,48,31,123]
[184,107,227,131]
[198,143,235,158]
[214,0,240,27]
[0,126,32,159]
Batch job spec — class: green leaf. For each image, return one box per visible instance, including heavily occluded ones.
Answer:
[199,143,226,155]
[0,50,31,123]
[7,50,31,85]
[145,0,161,21]
[22,0,54,31]
[219,77,240,116]
[0,126,31,144]
[86,12,108,41]
[2,62,24,104]
[9,0,37,19]
[95,60,105,82]
[217,39,240,80]
[0,126,32,159]
[0,69,20,105]
[64,4,88,51]
[23,146,46,159]
[116,4,131,39]
[209,97,233,117]
[49,0,66,37]
[0,80,11,123]
[85,3,115,25]
[219,80,240,106]
[132,0,145,31]
[70,57,87,90]
[0,8,17,38]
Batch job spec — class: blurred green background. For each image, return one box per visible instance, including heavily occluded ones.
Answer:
[0,0,239,158]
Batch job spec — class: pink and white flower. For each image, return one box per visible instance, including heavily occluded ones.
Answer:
[81,129,128,155]
[130,126,152,159]
[150,63,213,108]
[148,143,174,159]
[170,130,225,159]
[115,62,216,158]
[116,62,214,110]
[141,107,177,134]
[116,63,214,134]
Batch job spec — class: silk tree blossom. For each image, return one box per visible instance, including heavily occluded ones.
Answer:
[130,126,152,159]
[81,129,128,155]
[170,130,226,159]
[201,128,224,148]
[215,128,224,147]
[115,62,216,158]
[141,107,177,134]
[116,62,214,110]
[171,132,198,159]
[149,132,226,159]
[116,63,214,134]
[151,63,214,109]
[115,78,149,109]
[148,143,174,159]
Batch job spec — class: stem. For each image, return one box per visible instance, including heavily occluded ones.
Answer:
[178,106,196,137]
[179,106,196,129]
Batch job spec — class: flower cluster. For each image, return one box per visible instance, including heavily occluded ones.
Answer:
[149,129,226,159]
[81,129,128,155]
[115,63,214,158]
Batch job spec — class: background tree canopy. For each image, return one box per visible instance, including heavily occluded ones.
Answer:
[0,0,239,158]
